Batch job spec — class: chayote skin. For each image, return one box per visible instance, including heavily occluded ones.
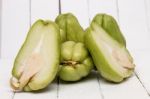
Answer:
[10,20,60,91]
[85,22,135,82]
[60,29,66,43]
[55,13,85,43]
[92,14,126,46]
[59,41,94,81]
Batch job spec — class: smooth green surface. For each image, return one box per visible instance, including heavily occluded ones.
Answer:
[55,13,85,43]
[60,29,66,43]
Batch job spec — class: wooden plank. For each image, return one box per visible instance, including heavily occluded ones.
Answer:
[60,0,89,29]
[118,0,150,52]
[1,0,30,59]
[0,0,2,58]
[59,1,102,99]
[89,0,118,22]
[98,49,150,99]
[0,60,14,99]
[98,74,150,99]
[31,0,59,24]
[132,50,150,95]
[58,71,102,99]
[145,0,150,31]
[142,1,150,94]
[118,0,150,97]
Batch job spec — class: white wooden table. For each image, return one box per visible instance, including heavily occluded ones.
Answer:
[1,0,150,99]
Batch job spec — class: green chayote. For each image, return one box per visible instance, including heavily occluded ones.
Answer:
[10,12,135,93]
[55,13,85,43]
[92,14,126,46]
[59,41,94,81]
[10,20,60,91]
[85,15,135,82]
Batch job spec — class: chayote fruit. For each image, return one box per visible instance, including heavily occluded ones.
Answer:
[55,13,85,43]
[10,20,60,91]
[85,22,135,82]
[59,41,94,81]
[92,14,126,46]
[59,29,66,43]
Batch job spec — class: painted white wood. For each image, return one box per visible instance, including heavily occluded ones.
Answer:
[0,0,2,58]
[0,60,14,99]
[58,71,102,99]
[132,50,150,95]
[141,2,150,94]
[89,0,118,22]
[145,0,150,31]
[118,0,150,52]
[1,0,30,59]
[60,0,89,29]
[98,74,150,99]
[31,0,59,24]
[118,0,150,96]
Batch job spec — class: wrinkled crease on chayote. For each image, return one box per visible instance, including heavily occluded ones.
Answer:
[85,14,135,82]
[55,13,85,43]
[59,41,94,81]
[10,20,60,91]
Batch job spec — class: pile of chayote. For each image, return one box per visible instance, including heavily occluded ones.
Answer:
[10,13,135,92]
